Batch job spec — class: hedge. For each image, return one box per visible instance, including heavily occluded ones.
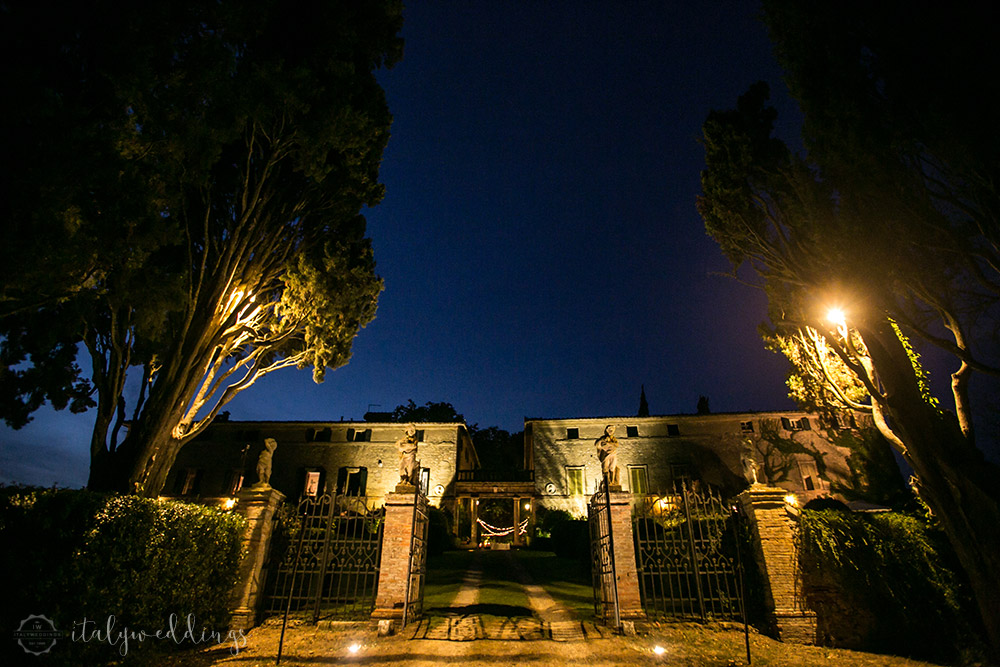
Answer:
[797,508,980,662]
[1,487,245,664]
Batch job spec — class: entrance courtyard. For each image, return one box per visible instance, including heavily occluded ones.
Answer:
[160,549,949,667]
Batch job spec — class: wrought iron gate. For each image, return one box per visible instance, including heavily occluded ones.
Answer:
[263,492,384,620]
[588,479,620,625]
[632,482,745,620]
[403,492,429,626]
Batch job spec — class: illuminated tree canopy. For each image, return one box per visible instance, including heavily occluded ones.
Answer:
[0,0,402,496]
[699,1,1000,653]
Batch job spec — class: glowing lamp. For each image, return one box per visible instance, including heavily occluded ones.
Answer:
[827,307,846,328]
[653,645,666,655]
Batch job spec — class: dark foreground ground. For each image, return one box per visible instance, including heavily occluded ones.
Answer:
[157,618,947,667]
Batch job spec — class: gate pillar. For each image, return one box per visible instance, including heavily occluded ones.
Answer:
[607,492,644,621]
[372,487,427,622]
[230,486,285,631]
[738,485,816,644]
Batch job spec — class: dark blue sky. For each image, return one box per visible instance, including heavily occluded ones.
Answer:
[2,1,810,487]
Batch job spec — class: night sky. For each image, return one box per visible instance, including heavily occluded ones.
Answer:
[2,2,809,488]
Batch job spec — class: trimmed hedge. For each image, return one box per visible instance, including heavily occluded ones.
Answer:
[1,487,245,663]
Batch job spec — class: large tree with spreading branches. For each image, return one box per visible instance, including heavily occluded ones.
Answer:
[698,1,1000,653]
[0,0,402,496]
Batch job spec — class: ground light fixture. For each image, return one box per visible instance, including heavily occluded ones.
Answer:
[347,642,362,654]
[653,644,666,655]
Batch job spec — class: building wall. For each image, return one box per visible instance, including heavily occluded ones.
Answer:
[528,412,856,517]
[163,421,474,508]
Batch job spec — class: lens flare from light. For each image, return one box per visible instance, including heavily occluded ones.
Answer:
[653,645,666,655]
[348,643,361,654]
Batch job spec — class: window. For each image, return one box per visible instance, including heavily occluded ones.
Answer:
[566,427,579,440]
[303,471,322,497]
[418,467,431,496]
[415,429,425,443]
[669,463,693,492]
[346,428,372,442]
[307,427,332,442]
[626,425,639,438]
[225,469,244,496]
[173,468,202,496]
[740,421,754,434]
[628,465,648,494]
[566,467,585,495]
[667,424,680,436]
[336,467,367,495]
[781,417,812,431]
[798,459,821,491]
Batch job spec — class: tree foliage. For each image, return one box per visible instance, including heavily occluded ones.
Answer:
[0,0,403,496]
[699,1,1000,653]
[389,400,466,424]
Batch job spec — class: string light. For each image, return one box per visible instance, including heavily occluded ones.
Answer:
[476,518,529,536]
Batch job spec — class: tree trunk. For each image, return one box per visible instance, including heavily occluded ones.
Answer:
[861,320,1000,657]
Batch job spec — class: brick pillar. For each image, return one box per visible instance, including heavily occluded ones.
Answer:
[372,488,425,621]
[230,485,285,631]
[606,492,645,620]
[738,485,816,644]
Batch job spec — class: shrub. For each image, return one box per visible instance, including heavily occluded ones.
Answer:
[798,508,979,662]
[1,487,245,664]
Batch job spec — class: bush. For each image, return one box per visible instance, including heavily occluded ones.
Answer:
[427,505,454,556]
[549,519,590,562]
[798,508,979,662]
[1,487,245,664]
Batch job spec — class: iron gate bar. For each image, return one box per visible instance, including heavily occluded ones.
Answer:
[604,473,621,630]
[632,484,745,622]
[588,476,619,627]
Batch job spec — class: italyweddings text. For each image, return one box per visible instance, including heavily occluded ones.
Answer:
[71,613,247,656]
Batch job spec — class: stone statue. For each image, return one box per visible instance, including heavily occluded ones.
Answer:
[595,424,621,488]
[396,424,419,485]
[254,438,278,488]
[740,439,759,485]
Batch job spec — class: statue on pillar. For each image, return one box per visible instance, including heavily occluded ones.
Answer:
[396,424,419,486]
[596,424,621,488]
[253,438,278,488]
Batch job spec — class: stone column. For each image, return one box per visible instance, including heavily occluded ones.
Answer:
[230,486,285,631]
[738,485,816,644]
[513,497,522,547]
[372,487,426,621]
[605,492,645,621]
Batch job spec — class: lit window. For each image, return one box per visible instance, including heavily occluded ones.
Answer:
[566,467,585,495]
[740,421,754,434]
[626,425,639,438]
[419,467,431,496]
[304,471,321,497]
[566,427,579,439]
[628,466,648,494]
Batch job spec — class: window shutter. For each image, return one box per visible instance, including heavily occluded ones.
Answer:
[336,467,348,494]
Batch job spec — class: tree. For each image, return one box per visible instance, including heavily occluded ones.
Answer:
[696,395,710,415]
[472,426,525,470]
[698,1,1000,650]
[389,400,466,424]
[637,385,650,417]
[0,0,403,496]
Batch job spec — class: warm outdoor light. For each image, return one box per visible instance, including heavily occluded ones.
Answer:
[784,494,798,507]
[221,497,237,510]
[653,645,666,655]
[827,307,847,328]
[347,643,361,654]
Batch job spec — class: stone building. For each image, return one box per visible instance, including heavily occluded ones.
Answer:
[526,412,857,518]
[164,420,478,508]
[163,410,862,531]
